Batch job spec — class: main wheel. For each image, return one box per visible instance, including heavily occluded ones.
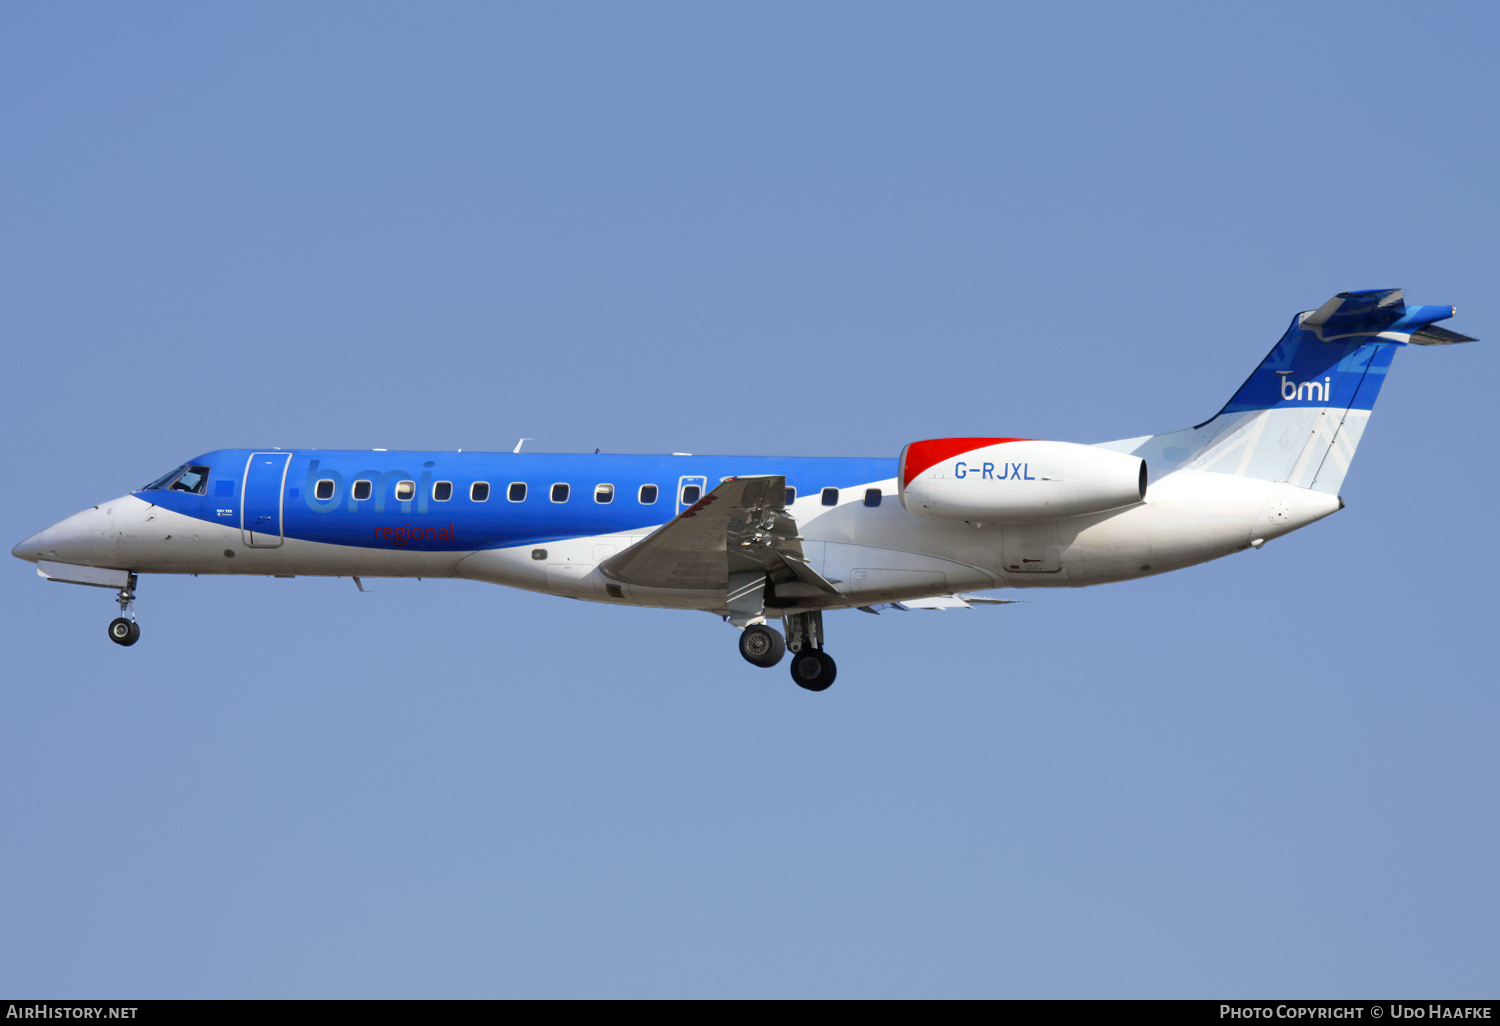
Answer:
[739,624,786,668]
[789,649,836,691]
[108,617,139,647]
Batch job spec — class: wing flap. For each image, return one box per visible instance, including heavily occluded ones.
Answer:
[601,475,814,592]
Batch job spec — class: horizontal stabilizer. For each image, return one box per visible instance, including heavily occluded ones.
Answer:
[1303,288,1405,331]
[1303,288,1461,341]
[1410,324,1477,346]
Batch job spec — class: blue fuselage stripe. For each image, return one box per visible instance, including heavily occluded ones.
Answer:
[142,451,897,551]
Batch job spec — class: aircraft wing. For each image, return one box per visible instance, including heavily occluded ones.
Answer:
[599,475,838,599]
[858,594,1022,613]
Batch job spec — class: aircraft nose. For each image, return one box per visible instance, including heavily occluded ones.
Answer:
[12,529,50,563]
[12,504,111,566]
[12,534,47,564]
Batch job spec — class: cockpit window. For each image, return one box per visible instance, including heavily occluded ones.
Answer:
[142,464,210,494]
[170,466,211,495]
[142,465,186,491]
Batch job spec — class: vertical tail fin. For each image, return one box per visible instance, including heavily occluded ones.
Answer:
[1103,289,1474,493]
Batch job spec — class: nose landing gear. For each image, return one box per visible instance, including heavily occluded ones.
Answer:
[107,573,140,647]
[108,617,139,646]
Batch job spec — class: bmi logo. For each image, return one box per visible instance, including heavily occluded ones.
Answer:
[1277,370,1331,402]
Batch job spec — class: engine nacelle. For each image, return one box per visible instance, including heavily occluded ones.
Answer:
[898,437,1146,523]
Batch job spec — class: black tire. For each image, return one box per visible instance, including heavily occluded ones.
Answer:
[108,617,139,647]
[738,624,786,668]
[789,649,836,691]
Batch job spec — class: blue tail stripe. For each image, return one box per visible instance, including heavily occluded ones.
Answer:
[1200,287,1453,424]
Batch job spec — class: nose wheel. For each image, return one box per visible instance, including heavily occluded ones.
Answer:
[108,617,140,646]
[107,573,140,647]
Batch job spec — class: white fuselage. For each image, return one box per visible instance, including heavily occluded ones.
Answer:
[20,468,1340,616]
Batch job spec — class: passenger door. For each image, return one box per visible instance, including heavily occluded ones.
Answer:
[241,452,292,548]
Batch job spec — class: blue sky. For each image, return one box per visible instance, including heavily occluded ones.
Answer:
[2,1,1496,997]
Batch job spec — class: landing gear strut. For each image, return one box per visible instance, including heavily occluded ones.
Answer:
[783,610,836,691]
[108,573,140,647]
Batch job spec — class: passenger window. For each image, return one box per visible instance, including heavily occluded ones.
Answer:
[395,480,416,501]
[171,466,211,495]
[508,482,527,502]
[863,488,882,507]
[551,483,570,503]
[821,487,839,506]
[639,484,658,504]
[315,479,336,501]
[433,481,453,502]
[784,487,797,505]
[595,483,615,504]
[471,482,490,502]
[352,480,372,501]
[681,484,702,505]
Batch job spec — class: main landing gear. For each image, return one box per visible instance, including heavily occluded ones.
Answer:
[736,610,837,692]
[787,648,836,692]
[738,624,785,667]
[107,573,140,647]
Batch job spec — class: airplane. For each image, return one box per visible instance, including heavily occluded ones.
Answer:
[11,288,1474,691]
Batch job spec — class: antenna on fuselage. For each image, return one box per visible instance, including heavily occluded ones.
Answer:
[513,438,531,454]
